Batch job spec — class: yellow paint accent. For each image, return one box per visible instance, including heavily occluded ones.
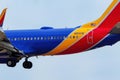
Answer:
[0,8,7,20]
[44,23,95,56]
[44,0,119,56]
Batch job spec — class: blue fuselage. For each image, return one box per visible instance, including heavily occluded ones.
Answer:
[4,28,74,56]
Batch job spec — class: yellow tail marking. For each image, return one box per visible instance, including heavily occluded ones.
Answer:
[0,8,7,20]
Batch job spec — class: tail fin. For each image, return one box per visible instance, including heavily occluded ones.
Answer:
[94,0,119,24]
[89,0,120,30]
[0,8,7,27]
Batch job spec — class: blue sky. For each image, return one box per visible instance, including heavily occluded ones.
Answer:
[1,0,120,80]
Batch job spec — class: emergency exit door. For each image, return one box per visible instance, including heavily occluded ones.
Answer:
[87,31,93,44]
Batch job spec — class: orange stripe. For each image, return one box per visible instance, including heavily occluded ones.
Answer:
[0,8,7,20]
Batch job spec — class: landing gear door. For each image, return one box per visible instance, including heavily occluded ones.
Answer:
[87,31,93,44]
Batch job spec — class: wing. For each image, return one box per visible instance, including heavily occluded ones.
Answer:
[0,8,23,58]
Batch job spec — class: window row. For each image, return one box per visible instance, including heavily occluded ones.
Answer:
[8,36,79,41]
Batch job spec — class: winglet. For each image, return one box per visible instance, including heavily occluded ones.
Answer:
[0,8,7,27]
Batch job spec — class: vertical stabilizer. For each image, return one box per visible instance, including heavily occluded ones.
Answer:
[0,8,7,27]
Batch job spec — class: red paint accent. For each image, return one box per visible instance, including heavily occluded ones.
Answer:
[0,13,5,27]
[58,2,120,55]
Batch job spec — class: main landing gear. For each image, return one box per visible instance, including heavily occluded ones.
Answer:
[7,60,16,67]
[6,57,33,69]
[23,57,33,69]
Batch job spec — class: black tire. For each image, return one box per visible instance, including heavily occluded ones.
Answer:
[7,60,16,67]
[23,61,32,69]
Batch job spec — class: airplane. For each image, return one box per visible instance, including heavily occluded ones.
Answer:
[0,0,120,69]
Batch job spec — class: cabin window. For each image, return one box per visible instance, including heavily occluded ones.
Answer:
[73,36,75,39]
[44,37,47,40]
[50,37,53,40]
[30,38,33,40]
[70,36,73,39]
[27,38,29,40]
[37,37,40,40]
[76,36,79,39]
[64,36,66,39]
[34,37,36,40]
[14,38,17,41]
[54,37,56,40]
[41,37,43,40]
[24,38,26,40]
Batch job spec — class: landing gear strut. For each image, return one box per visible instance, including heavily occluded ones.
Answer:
[23,57,33,69]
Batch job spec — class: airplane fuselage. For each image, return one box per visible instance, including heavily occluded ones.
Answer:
[4,27,120,56]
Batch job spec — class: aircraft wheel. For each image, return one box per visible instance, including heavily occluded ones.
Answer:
[23,61,32,69]
[7,60,16,67]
